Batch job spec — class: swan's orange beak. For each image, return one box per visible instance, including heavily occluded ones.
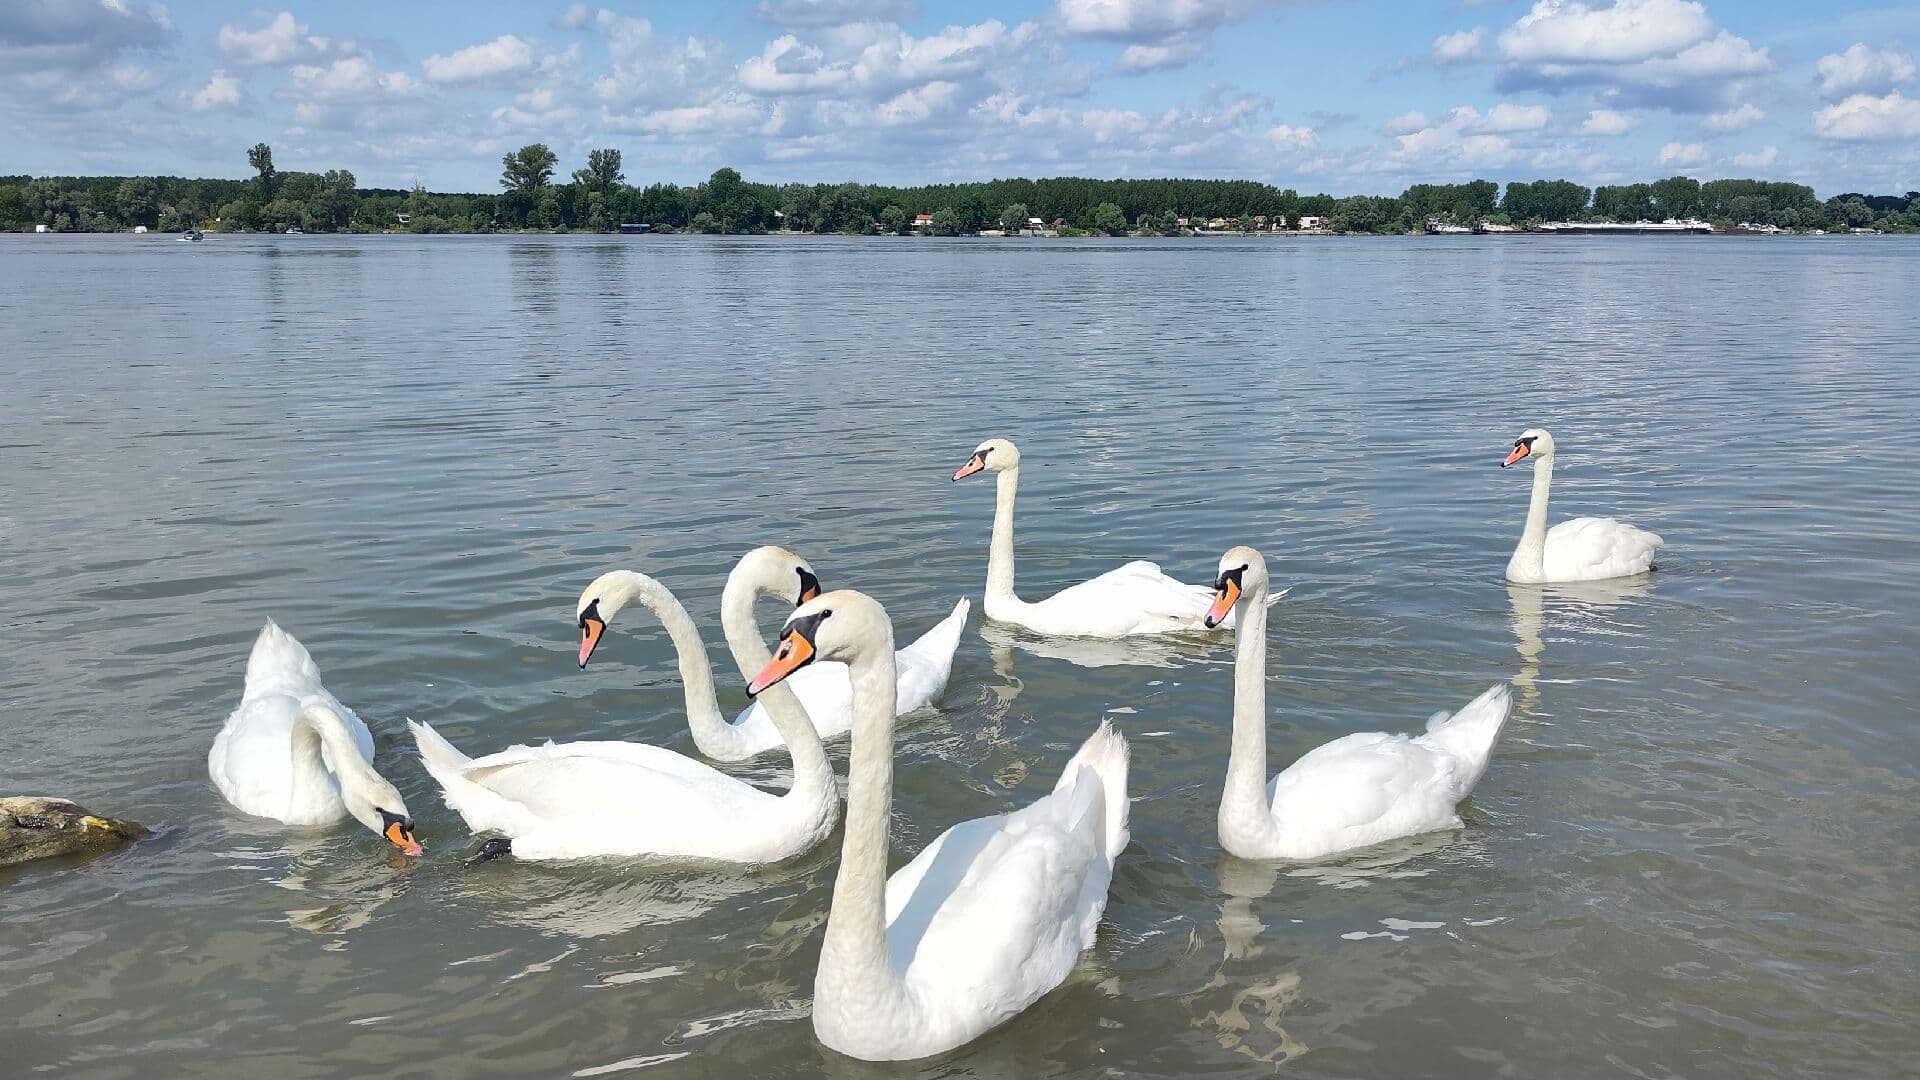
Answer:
[385,820,423,858]
[952,453,986,481]
[1502,443,1531,468]
[578,616,606,668]
[798,568,822,605]
[1204,578,1241,629]
[748,629,816,695]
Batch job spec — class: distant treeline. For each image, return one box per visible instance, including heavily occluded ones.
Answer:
[5,142,1916,236]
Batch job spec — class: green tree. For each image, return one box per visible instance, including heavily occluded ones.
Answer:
[248,142,277,199]
[998,203,1030,232]
[572,148,624,193]
[116,176,158,227]
[1091,201,1127,235]
[878,203,908,234]
[929,206,962,236]
[1649,175,1702,219]
[501,143,558,193]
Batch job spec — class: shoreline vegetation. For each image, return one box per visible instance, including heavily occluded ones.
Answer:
[5,143,1916,238]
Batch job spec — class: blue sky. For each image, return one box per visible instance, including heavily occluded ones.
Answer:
[3,0,1917,195]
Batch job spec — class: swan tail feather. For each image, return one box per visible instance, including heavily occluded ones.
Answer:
[407,718,472,775]
[1056,719,1131,861]
[1418,683,1512,801]
[1261,585,1292,609]
[898,597,971,676]
[243,618,323,698]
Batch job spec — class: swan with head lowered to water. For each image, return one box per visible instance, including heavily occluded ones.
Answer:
[748,588,1130,1061]
[578,558,968,762]
[208,620,423,858]
[952,437,1283,638]
[408,547,837,863]
[1502,427,1663,583]
[1206,547,1511,861]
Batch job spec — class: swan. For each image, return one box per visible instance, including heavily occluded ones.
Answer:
[579,558,969,761]
[208,620,423,856]
[1502,427,1663,583]
[952,437,1280,637]
[408,548,836,863]
[1205,547,1511,861]
[747,589,1130,1061]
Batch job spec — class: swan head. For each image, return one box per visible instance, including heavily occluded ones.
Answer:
[1204,545,1267,629]
[730,546,823,608]
[1502,428,1555,468]
[745,589,890,695]
[343,767,422,857]
[952,437,1020,480]
[575,569,655,669]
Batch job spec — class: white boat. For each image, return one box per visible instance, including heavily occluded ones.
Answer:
[178,229,204,242]
[1426,219,1473,235]
[285,226,303,235]
[1533,218,1711,235]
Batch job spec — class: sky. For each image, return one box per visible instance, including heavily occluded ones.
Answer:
[3,0,1918,196]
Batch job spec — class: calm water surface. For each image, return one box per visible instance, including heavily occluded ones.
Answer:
[2,233,1916,1078]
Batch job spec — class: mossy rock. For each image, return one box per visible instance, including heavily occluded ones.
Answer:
[1,796,149,868]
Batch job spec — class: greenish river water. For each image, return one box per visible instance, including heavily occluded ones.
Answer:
[2,233,1915,1077]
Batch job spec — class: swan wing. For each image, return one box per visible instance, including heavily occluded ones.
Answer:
[894,598,970,712]
[1031,561,1215,636]
[1267,732,1459,852]
[883,737,1122,1022]
[1543,516,1663,581]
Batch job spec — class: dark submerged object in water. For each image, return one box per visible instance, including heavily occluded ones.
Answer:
[1,796,149,867]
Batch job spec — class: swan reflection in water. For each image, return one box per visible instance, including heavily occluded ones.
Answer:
[1506,575,1656,716]
[979,619,1213,672]
[1179,857,1306,1065]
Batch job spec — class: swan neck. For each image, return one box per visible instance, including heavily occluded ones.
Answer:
[985,466,1019,608]
[1221,584,1281,850]
[291,704,374,801]
[719,577,832,793]
[820,634,903,1003]
[617,574,726,744]
[1513,456,1554,577]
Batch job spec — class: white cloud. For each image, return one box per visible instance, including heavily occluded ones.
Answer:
[1481,101,1551,131]
[1493,0,1771,111]
[216,12,349,67]
[1116,39,1206,73]
[1055,0,1269,39]
[1390,106,1530,168]
[1382,110,1430,135]
[1266,123,1317,151]
[0,0,173,115]
[188,70,244,112]
[756,0,918,27]
[1813,91,1920,141]
[1814,44,1916,100]
[1499,0,1711,64]
[1580,108,1635,134]
[554,4,596,31]
[1432,27,1486,65]
[283,56,426,129]
[1656,140,1706,166]
[423,35,536,84]
[1703,102,1761,131]
[1729,146,1776,169]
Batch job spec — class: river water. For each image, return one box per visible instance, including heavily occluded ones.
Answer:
[2,233,1915,1077]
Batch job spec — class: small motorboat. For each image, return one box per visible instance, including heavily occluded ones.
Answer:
[178,229,204,242]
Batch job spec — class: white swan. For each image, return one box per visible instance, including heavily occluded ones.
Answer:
[747,589,1130,1061]
[208,620,423,856]
[1206,547,1511,861]
[579,562,969,762]
[408,549,836,863]
[1503,427,1663,583]
[952,437,1280,637]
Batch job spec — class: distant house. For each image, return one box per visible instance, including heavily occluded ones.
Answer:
[133,225,148,234]
[394,212,411,224]
[34,223,48,233]
[1298,215,1328,232]
[913,212,934,228]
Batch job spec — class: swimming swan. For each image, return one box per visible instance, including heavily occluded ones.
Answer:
[952,437,1280,637]
[579,563,968,762]
[208,620,422,856]
[1502,428,1663,583]
[408,548,835,863]
[748,589,1130,1061]
[1206,547,1511,861]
